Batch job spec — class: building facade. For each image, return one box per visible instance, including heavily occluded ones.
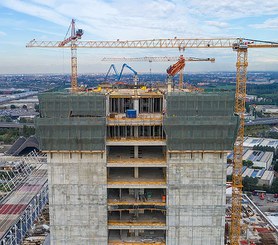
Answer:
[36,90,238,245]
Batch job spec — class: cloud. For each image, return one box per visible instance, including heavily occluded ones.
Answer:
[251,17,278,29]
[206,21,229,28]
[0,0,216,40]
[0,0,278,73]
[0,31,6,36]
[187,0,278,20]
[1,0,68,26]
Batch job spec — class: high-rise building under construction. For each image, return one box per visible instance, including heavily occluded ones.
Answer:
[36,88,238,245]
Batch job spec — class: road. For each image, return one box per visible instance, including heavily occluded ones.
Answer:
[0,122,34,128]
[246,117,278,126]
[0,91,38,105]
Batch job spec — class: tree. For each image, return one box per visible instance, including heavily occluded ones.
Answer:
[242,176,258,192]
[22,125,35,137]
[274,162,278,173]
[34,103,39,112]
[243,160,253,167]
[10,104,16,109]
[227,175,232,182]
[4,116,12,122]
[22,104,28,110]
[19,117,27,123]
[271,178,278,194]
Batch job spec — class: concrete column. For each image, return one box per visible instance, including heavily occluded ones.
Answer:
[134,146,139,158]
[133,99,139,116]
[134,126,139,137]
[167,76,173,92]
[106,95,110,116]
[134,167,139,178]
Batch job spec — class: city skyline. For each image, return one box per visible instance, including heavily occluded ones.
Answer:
[0,0,278,74]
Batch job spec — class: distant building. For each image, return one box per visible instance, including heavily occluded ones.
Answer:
[227,149,274,169]
[226,165,274,186]
[245,94,258,102]
[259,170,275,186]
[243,137,278,153]
[255,105,278,117]
[243,149,273,169]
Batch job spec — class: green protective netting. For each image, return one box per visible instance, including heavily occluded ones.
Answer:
[39,93,106,118]
[166,92,235,117]
[36,93,106,151]
[163,92,239,151]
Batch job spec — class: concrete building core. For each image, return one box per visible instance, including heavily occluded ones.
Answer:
[36,89,238,245]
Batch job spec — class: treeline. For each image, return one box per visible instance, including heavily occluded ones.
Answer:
[247,83,278,105]
[0,126,35,144]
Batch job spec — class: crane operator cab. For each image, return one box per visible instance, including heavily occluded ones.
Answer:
[76,29,84,39]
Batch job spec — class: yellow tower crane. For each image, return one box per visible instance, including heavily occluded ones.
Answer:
[101,56,215,90]
[58,19,83,92]
[26,27,278,244]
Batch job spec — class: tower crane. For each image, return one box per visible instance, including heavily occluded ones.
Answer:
[102,56,215,89]
[102,56,215,62]
[59,19,83,92]
[26,28,278,244]
[166,55,185,91]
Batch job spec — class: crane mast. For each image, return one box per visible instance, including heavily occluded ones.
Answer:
[26,31,278,244]
[166,55,185,91]
[58,19,83,92]
[230,43,248,245]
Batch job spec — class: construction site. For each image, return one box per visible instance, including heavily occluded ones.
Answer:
[0,19,272,245]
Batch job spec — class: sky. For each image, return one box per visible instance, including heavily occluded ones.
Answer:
[0,0,278,74]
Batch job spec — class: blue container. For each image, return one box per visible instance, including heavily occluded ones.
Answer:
[126,109,137,118]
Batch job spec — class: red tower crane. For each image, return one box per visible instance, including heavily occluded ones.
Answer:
[166,55,185,91]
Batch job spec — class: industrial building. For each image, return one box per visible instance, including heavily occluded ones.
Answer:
[243,137,278,154]
[36,88,239,244]
[227,165,274,187]
[227,149,274,169]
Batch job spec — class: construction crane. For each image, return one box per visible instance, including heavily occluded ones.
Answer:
[166,55,185,91]
[105,64,119,81]
[102,56,215,62]
[118,64,138,86]
[105,63,138,85]
[102,56,215,89]
[26,33,278,245]
[58,19,83,92]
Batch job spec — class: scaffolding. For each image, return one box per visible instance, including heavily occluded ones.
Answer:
[0,153,48,245]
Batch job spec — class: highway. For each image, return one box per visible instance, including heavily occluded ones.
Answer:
[0,122,34,128]
[245,117,278,126]
[0,91,38,105]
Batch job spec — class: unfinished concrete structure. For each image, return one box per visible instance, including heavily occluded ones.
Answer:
[36,89,238,245]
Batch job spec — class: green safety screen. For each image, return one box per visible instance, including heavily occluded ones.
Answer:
[36,93,106,151]
[163,92,239,151]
